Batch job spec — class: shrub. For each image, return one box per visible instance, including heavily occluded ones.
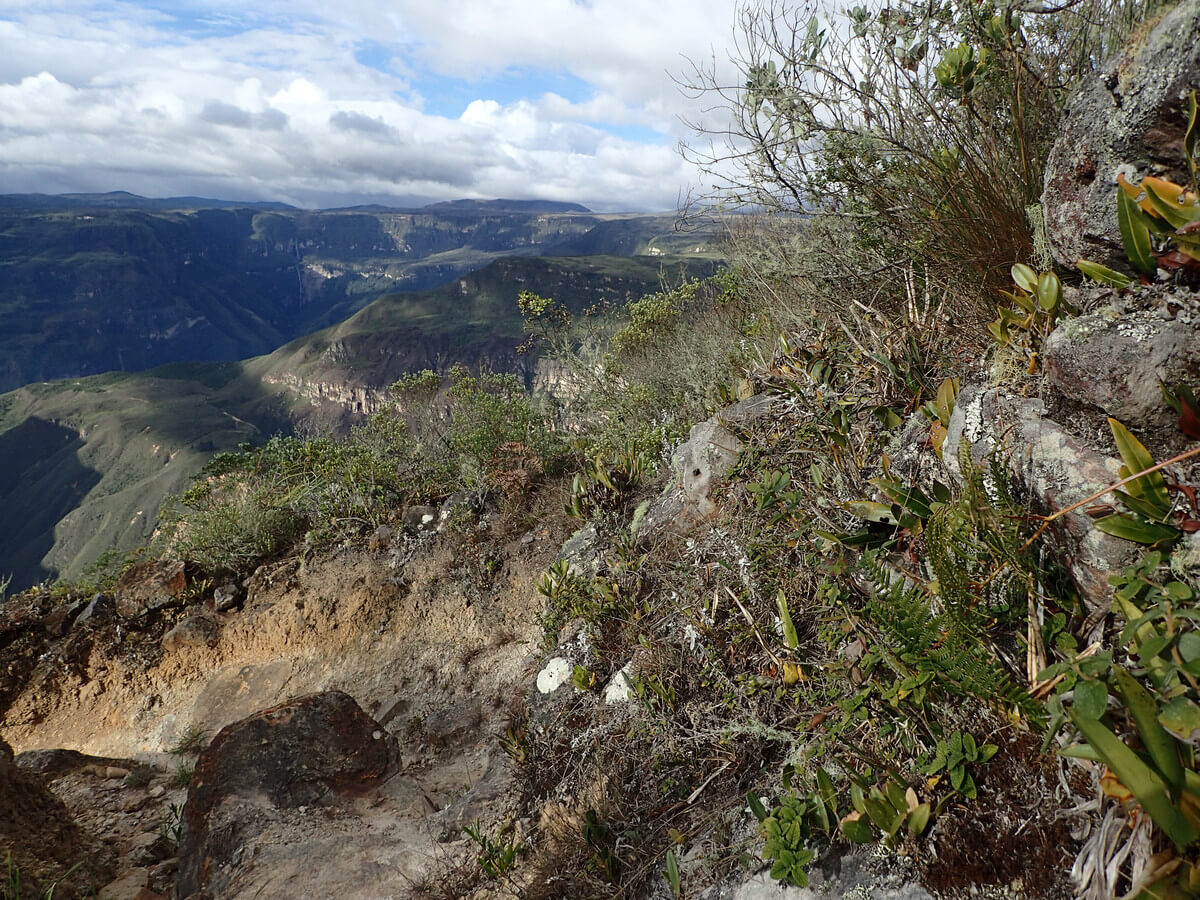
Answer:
[681,0,1170,315]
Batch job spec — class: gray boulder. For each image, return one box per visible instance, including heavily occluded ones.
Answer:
[75,592,115,626]
[1043,288,1200,429]
[178,691,400,899]
[1041,0,1200,269]
[638,419,742,538]
[945,383,1135,610]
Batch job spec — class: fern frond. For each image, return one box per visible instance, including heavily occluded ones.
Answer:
[857,550,1043,725]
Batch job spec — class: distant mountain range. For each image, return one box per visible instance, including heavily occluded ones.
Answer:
[0,194,707,393]
[0,191,592,215]
[0,192,722,591]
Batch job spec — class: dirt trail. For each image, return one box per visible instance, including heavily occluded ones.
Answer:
[1,518,568,898]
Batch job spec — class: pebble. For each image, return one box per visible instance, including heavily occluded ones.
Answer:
[148,784,165,798]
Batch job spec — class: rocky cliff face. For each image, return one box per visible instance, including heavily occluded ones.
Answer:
[0,203,707,393]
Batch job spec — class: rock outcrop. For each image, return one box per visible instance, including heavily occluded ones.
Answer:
[1041,0,1200,269]
[946,383,1135,611]
[177,691,400,898]
[0,735,114,899]
[638,394,773,538]
[1043,285,1200,429]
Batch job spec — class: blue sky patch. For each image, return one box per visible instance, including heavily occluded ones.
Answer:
[414,67,592,118]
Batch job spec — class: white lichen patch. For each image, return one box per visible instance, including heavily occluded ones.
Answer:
[603,663,635,705]
[536,657,572,694]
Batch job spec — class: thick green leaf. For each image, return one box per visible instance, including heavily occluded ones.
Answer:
[884,781,908,813]
[777,590,800,650]
[907,803,931,836]
[1160,697,1200,742]
[1115,489,1174,523]
[1036,271,1062,312]
[1109,418,1171,514]
[810,791,830,835]
[665,849,681,895]
[1165,582,1195,602]
[840,816,874,843]
[1060,742,1104,762]
[747,792,769,823]
[816,768,837,815]
[850,783,866,815]
[1112,667,1184,797]
[1179,632,1200,662]
[1077,258,1135,289]
[935,377,959,425]
[1011,263,1039,293]
[864,794,900,834]
[1073,678,1109,720]
[1095,513,1180,547]
[1068,706,1199,848]
[1144,181,1198,229]
[1118,186,1158,275]
[871,477,933,519]
[847,501,899,524]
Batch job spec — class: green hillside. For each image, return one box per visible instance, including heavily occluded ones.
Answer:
[0,254,718,591]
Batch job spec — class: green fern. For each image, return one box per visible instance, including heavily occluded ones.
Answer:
[856,552,1041,723]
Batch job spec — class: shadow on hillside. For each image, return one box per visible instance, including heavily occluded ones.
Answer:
[0,418,102,592]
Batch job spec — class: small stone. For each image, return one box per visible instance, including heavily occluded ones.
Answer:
[161,615,220,651]
[148,784,165,798]
[75,593,115,626]
[105,766,131,779]
[97,868,156,900]
[212,582,243,612]
[123,794,148,812]
[130,831,172,866]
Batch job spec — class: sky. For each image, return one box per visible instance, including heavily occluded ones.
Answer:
[0,0,743,212]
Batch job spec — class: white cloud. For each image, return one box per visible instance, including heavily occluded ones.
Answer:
[0,0,742,211]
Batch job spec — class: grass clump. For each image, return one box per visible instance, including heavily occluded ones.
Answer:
[168,724,209,755]
[156,364,567,580]
[170,761,195,789]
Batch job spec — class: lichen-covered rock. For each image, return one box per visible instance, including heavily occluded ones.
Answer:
[1043,287,1200,428]
[639,420,744,537]
[177,691,399,899]
[945,383,1134,610]
[637,395,773,540]
[697,850,931,899]
[560,522,602,577]
[1041,0,1200,269]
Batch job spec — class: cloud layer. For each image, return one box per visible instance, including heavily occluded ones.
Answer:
[0,0,741,211]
